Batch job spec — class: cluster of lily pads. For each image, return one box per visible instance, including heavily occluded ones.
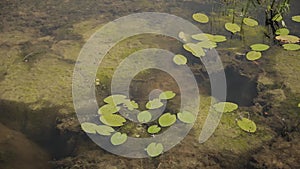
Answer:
[81,91,198,157]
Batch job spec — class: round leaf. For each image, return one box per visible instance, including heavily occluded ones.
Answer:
[237,117,257,133]
[146,142,164,157]
[104,95,127,105]
[137,111,152,123]
[197,41,217,49]
[173,54,187,65]
[275,28,290,35]
[192,13,209,23]
[158,113,176,127]
[225,23,241,33]
[250,44,270,51]
[147,125,161,134]
[292,15,300,23]
[110,132,127,145]
[81,122,98,134]
[282,44,300,51]
[100,114,126,127]
[213,102,238,113]
[177,111,196,124]
[159,91,176,100]
[210,35,227,42]
[98,104,120,115]
[243,18,258,27]
[275,35,300,43]
[146,98,164,109]
[191,33,210,41]
[95,125,115,136]
[246,51,262,61]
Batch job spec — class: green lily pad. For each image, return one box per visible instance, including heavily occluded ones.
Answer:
[292,15,300,22]
[191,33,211,41]
[159,91,176,100]
[98,104,120,115]
[158,113,176,127]
[225,23,241,33]
[146,98,164,109]
[110,132,127,145]
[192,13,209,23]
[123,100,139,110]
[173,54,187,65]
[276,35,300,43]
[243,18,258,27]
[95,125,115,136]
[146,142,164,157]
[272,13,283,22]
[137,111,152,123]
[100,114,126,127]
[183,43,205,57]
[213,102,238,113]
[210,35,227,42]
[250,44,270,51]
[104,95,127,105]
[147,125,161,134]
[282,44,300,51]
[81,122,98,134]
[237,117,257,133]
[197,41,217,49]
[275,28,290,35]
[177,111,196,124]
[246,51,262,61]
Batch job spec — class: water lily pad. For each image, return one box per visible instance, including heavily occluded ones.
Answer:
[192,13,209,23]
[282,44,300,51]
[104,95,127,105]
[246,51,262,61]
[159,91,176,100]
[183,43,205,57]
[272,13,283,22]
[275,28,290,35]
[95,125,115,136]
[100,114,126,127]
[173,54,187,65]
[250,44,270,51]
[110,132,127,145]
[178,31,189,42]
[197,41,217,49]
[123,100,139,110]
[158,113,176,127]
[137,111,152,123]
[147,125,161,134]
[237,117,257,133]
[225,23,241,33]
[98,104,120,115]
[210,35,227,42]
[292,15,300,22]
[191,33,211,41]
[275,35,300,43]
[146,142,164,157]
[177,111,196,124]
[243,18,258,26]
[81,122,98,134]
[146,98,164,109]
[213,102,238,113]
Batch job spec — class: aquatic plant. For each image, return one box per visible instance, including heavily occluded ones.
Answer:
[173,54,187,65]
[147,125,161,134]
[183,43,205,57]
[275,35,300,43]
[146,142,164,157]
[100,114,126,127]
[243,18,258,27]
[81,122,99,134]
[146,98,164,109]
[98,104,120,115]
[192,13,209,23]
[137,111,152,123]
[225,23,241,33]
[282,44,300,51]
[123,99,139,110]
[275,28,290,35]
[246,51,262,61]
[104,94,127,105]
[110,132,127,145]
[292,15,300,22]
[95,125,115,136]
[177,111,196,124]
[250,44,270,52]
[237,117,257,133]
[81,122,115,135]
[159,91,176,100]
[213,102,238,113]
[158,113,177,127]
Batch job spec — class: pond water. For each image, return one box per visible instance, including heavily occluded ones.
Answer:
[0,0,300,168]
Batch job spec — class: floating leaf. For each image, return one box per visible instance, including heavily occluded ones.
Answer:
[100,114,126,127]
[81,122,98,134]
[158,113,176,127]
[243,18,258,27]
[210,35,227,42]
[246,51,262,61]
[110,132,127,145]
[98,104,120,115]
[275,28,290,35]
[159,91,176,100]
[191,33,211,41]
[146,142,164,157]
[192,13,209,23]
[146,98,164,109]
[292,15,300,22]
[237,117,257,133]
[225,23,241,33]
[213,102,238,113]
[197,41,217,49]
[137,111,152,123]
[104,95,127,105]
[282,44,300,51]
[250,44,270,51]
[275,35,300,43]
[272,13,282,22]
[123,100,139,110]
[178,31,190,42]
[147,125,161,134]
[298,103,300,107]
[183,43,205,57]
[177,111,196,124]
[95,125,115,136]
[173,54,187,65]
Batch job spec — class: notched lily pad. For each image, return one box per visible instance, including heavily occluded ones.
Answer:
[147,125,161,134]
[282,44,300,51]
[146,98,164,109]
[95,125,115,136]
[158,113,176,127]
[110,132,127,145]
[246,51,262,61]
[213,102,238,113]
[192,13,209,23]
[237,117,257,133]
[225,23,241,33]
[98,104,120,115]
[250,44,270,51]
[100,114,126,127]
[243,18,258,27]
[173,54,187,65]
[275,28,290,35]
[146,142,164,157]
[159,91,176,100]
[104,95,127,105]
[177,111,196,124]
[81,122,98,134]
[137,111,152,123]
[123,100,139,110]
